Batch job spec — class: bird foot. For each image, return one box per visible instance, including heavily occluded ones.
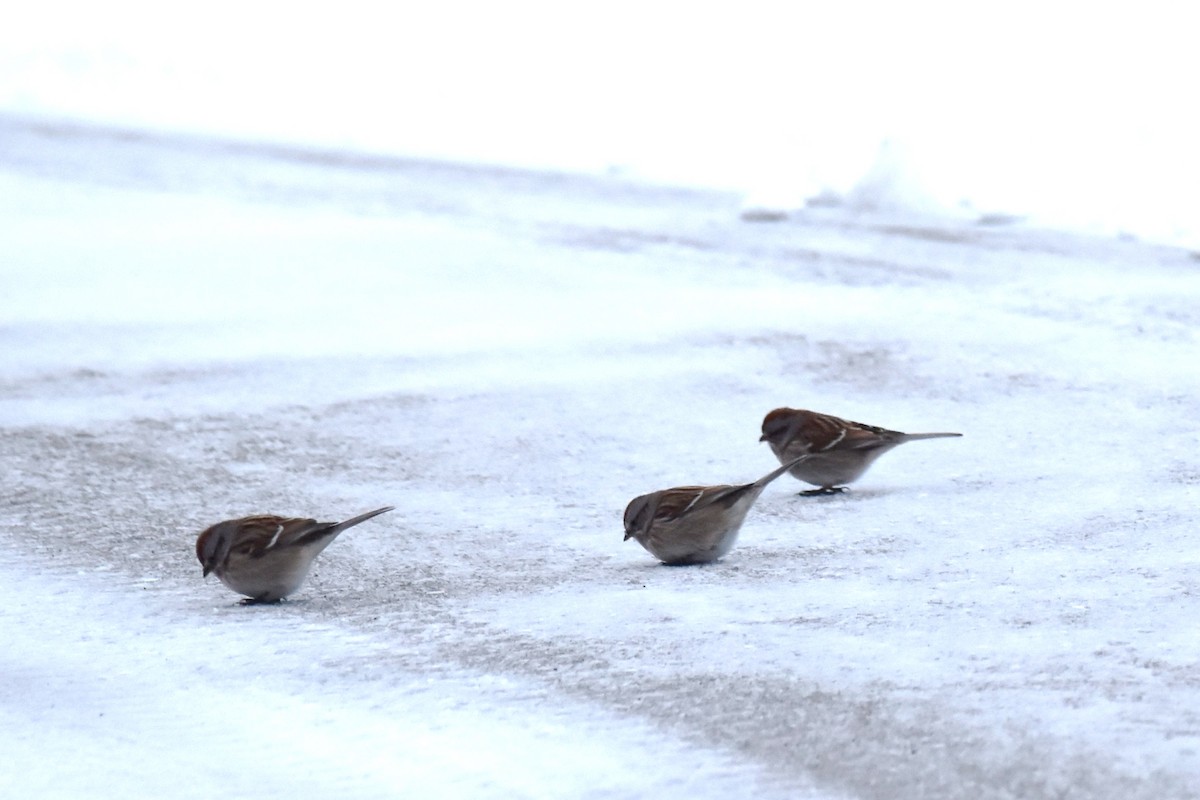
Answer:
[239,597,284,606]
[799,487,847,497]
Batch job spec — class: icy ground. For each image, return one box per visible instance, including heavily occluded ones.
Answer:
[2,116,1199,799]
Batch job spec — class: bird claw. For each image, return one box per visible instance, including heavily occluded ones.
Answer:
[799,487,847,497]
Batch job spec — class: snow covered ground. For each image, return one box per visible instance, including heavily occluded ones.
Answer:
[2,115,1200,798]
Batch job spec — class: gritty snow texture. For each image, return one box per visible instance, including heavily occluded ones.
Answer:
[2,116,1199,799]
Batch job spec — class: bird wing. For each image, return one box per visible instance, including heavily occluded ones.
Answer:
[804,413,899,451]
[231,516,331,558]
[659,484,751,519]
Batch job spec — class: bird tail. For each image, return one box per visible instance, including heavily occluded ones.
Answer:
[753,454,811,488]
[901,432,963,441]
[330,506,395,534]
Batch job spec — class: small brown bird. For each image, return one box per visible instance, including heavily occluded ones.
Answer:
[760,407,962,495]
[195,506,394,602]
[623,455,810,565]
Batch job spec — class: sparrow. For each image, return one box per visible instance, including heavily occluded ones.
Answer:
[623,455,810,565]
[195,506,395,603]
[760,407,962,495]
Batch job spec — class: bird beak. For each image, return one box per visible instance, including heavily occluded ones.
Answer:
[758,433,767,442]
[202,565,212,578]
[623,531,633,541]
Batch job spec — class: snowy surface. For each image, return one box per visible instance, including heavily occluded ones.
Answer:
[2,116,1200,798]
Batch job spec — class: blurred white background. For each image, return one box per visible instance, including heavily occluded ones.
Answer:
[2,1,1197,244]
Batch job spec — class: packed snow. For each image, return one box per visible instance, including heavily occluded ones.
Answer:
[3,7,1200,797]
[2,115,1198,799]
